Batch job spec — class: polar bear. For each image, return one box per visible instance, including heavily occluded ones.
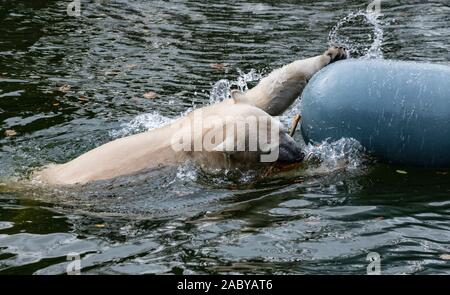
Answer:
[36,103,303,185]
[35,47,346,185]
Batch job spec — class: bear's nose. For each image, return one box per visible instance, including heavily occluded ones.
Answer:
[277,133,305,163]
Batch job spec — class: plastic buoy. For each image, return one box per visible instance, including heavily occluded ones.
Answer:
[300,59,450,167]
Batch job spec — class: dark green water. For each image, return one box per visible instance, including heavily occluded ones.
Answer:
[0,0,449,274]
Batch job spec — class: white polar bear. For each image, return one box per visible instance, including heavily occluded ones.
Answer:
[36,103,303,185]
[35,47,346,185]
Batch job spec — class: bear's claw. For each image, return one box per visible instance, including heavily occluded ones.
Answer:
[325,46,348,64]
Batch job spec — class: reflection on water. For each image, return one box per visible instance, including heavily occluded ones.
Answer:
[0,0,450,274]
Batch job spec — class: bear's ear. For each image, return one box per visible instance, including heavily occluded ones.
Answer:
[231,90,247,104]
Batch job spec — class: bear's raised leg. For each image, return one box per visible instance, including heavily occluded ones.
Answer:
[231,46,347,116]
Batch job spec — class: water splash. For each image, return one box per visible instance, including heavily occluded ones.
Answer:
[235,69,263,91]
[303,138,368,172]
[209,79,231,104]
[109,112,172,138]
[328,10,385,59]
[209,69,262,104]
[174,163,198,182]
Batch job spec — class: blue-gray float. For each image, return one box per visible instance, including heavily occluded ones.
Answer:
[300,59,450,167]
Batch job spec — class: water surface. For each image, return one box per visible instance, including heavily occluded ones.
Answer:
[0,0,449,274]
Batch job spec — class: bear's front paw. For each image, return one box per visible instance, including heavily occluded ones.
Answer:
[324,46,347,64]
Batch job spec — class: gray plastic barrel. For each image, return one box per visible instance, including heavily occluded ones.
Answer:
[300,59,450,167]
